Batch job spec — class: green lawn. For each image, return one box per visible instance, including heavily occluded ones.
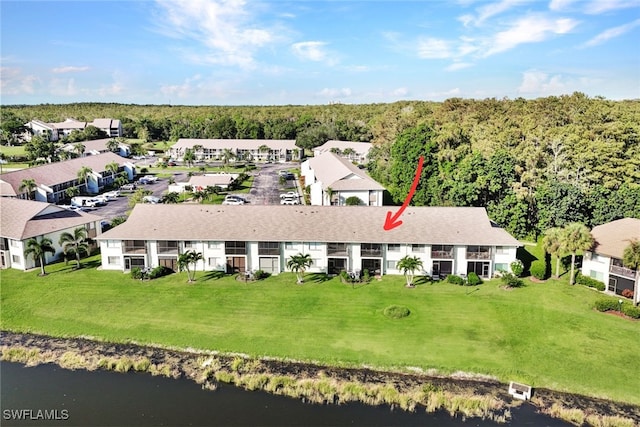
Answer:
[1,257,638,405]
[0,145,27,157]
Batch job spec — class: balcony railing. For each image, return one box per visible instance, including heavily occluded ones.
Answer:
[327,244,348,256]
[431,250,453,259]
[258,248,280,256]
[123,243,146,254]
[466,251,491,260]
[157,247,179,254]
[361,249,382,257]
[610,264,636,279]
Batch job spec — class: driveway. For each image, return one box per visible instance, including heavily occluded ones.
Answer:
[244,163,302,205]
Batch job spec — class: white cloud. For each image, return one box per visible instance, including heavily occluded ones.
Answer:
[391,87,408,97]
[459,0,532,26]
[417,38,453,59]
[516,69,601,96]
[483,15,579,56]
[153,0,280,68]
[0,67,39,95]
[425,87,462,100]
[446,62,474,71]
[548,0,578,11]
[49,78,79,97]
[160,74,243,100]
[583,18,640,47]
[51,66,90,73]
[291,41,329,62]
[584,0,640,14]
[317,87,352,98]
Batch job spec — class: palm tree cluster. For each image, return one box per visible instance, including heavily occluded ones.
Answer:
[178,250,203,283]
[287,253,313,284]
[397,255,423,287]
[543,223,594,284]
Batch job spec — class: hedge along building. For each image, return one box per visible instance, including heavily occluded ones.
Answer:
[97,204,520,278]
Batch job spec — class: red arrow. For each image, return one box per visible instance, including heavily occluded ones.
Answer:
[383,156,424,231]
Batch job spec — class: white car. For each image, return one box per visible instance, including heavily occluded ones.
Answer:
[280,197,300,205]
[143,195,161,204]
[103,190,120,200]
[280,192,299,199]
[222,199,244,205]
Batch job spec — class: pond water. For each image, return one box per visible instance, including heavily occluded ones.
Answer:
[1,362,570,426]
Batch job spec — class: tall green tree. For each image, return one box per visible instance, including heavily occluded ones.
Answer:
[397,255,424,287]
[542,227,564,278]
[59,226,89,269]
[73,142,86,157]
[106,161,120,181]
[24,236,56,275]
[19,178,37,200]
[107,138,120,152]
[622,239,640,305]
[178,250,203,283]
[183,148,196,168]
[77,166,93,192]
[287,253,313,284]
[561,223,594,285]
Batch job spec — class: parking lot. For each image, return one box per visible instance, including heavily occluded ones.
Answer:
[83,163,302,222]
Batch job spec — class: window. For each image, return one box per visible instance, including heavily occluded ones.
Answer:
[208,257,220,268]
[12,255,20,263]
[387,244,400,252]
[495,247,510,255]
[208,241,221,249]
[411,244,425,253]
[225,241,246,255]
[361,243,382,257]
[386,260,397,269]
[327,242,348,255]
[106,240,119,248]
[284,242,296,250]
[184,241,197,249]
[589,270,604,281]
[431,245,453,259]
[494,263,508,272]
[258,242,280,255]
[10,240,19,248]
[107,256,120,265]
[308,242,322,251]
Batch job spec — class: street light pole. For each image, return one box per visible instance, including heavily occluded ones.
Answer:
[618,299,623,313]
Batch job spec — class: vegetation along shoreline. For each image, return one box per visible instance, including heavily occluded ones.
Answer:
[1,331,638,426]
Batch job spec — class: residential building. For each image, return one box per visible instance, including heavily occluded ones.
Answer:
[169,139,301,163]
[313,140,372,164]
[59,138,131,158]
[301,151,385,206]
[168,174,239,193]
[0,198,103,270]
[24,118,123,141]
[0,152,135,203]
[97,205,520,279]
[582,218,640,305]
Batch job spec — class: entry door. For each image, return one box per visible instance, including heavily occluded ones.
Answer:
[226,256,246,274]
[159,258,177,271]
[608,278,617,293]
[328,258,347,275]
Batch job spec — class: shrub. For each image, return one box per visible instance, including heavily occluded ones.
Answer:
[130,267,143,280]
[510,260,524,277]
[383,305,410,319]
[501,272,524,288]
[467,272,482,286]
[148,265,172,280]
[621,289,634,299]
[575,272,605,291]
[530,261,547,280]
[446,275,465,286]
[622,304,640,319]
[362,269,370,282]
[253,269,271,280]
[594,298,620,312]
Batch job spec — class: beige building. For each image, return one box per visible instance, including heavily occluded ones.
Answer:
[169,139,301,163]
[0,198,103,270]
[98,204,520,278]
[313,140,372,164]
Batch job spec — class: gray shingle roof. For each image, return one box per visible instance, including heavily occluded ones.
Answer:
[172,139,298,151]
[591,218,640,259]
[0,152,128,196]
[307,152,384,191]
[0,198,103,240]
[98,204,521,246]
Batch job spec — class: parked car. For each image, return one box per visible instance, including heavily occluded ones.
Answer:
[280,197,300,205]
[120,183,137,191]
[280,191,299,199]
[224,194,247,203]
[167,161,177,166]
[143,195,161,204]
[103,190,120,200]
[93,195,109,204]
[222,198,244,205]
[138,175,158,184]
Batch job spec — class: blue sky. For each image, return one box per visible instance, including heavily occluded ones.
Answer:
[1,0,639,105]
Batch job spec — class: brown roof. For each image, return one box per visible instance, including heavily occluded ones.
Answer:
[0,152,128,196]
[61,138,122,154]
[591,218,640,259]
[98,204,520,246]
[314,140,372,156]
[189,174,238,187]
[0,198,103,240]
[307,152,384,191]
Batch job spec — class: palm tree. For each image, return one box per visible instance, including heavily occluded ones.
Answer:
[24,236,56,275]
[183,148,196,168]
[342,147,357,160]
[106,161,120,182]
[19,178,37,200]
[542,227,564,278]
[178,250,203,283]
[73,142,86,157]
[325,187,335,205]
[623,239,640,305]
[258,144,270,161]
[221,148,235,170]
[65,186,80,201]
[107,138,120,153]
[59,227,90,269]
[397,255,424,287]
[561,223,594,285]
[162,192,180,204]
[77,166,93,193]
[287,253,313,284]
